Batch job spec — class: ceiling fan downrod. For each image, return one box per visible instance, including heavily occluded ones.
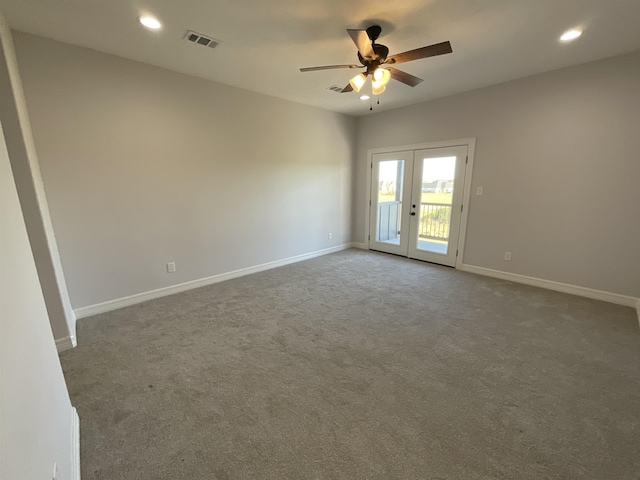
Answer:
[366,25,382,44]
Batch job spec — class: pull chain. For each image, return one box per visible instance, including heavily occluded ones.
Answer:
[368,95,381,112]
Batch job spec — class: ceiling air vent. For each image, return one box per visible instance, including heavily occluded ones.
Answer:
[327,85,345,93]
[184,30,220,49]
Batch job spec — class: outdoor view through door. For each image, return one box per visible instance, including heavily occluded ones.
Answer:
[369,145,468,267]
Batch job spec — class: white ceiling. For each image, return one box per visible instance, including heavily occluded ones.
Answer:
[1,0,639,117]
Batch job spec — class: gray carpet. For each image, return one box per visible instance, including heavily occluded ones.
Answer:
[60,249,640,480]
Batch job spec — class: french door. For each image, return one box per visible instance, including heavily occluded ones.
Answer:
[369,145,468,267]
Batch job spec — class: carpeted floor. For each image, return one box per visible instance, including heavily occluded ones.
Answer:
[60,249,640,479]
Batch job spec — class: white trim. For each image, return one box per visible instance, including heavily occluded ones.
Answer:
[55,334,76,352]
[71,407,80,480]
[364,137,476,268]
[366,138,478,155]
[350,242,368,250]
[636,300,640,328]
[75,244,353,319]
[69,310,77,346]
[364,147,373,248]
[455,139,476,269]
[461,263,640,311]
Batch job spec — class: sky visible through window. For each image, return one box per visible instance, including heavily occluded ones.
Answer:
[378,156,456,184]
[422,156,456,182]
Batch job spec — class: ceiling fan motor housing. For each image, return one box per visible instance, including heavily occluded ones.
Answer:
[358,44,389,68]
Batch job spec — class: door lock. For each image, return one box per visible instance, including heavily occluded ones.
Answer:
[410,212,416,216]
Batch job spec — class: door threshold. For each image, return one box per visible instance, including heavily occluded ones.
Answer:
[369,249,456,268]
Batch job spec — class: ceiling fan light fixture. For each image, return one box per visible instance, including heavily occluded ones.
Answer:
[349,73,367,92]
[372,79,386,95]
[373,68,391,86]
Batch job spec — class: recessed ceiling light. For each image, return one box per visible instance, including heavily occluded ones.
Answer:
[140,15,162,30]
[360,95,370,100]
[560,29,582,42]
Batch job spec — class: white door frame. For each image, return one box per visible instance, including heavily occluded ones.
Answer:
[364,138,476,269]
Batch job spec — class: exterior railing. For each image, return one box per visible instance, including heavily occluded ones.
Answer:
[377,201,401,242]
[419,203,451,240]
[376,201,451,242]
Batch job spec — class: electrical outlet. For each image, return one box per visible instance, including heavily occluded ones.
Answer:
[328,233,333,240]
[167,262,176,273]
[504,252,512,261]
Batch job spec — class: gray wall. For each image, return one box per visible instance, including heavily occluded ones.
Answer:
[14,32,356,310]
[356,52,640,298]
[0,14,74,480]
[0,23,74,342]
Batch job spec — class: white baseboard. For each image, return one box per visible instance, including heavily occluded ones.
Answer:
[71,407,80,480]
[55,334,76,352]
[461,264,640,312]
[350,242,368,250]
[75,244,353,319]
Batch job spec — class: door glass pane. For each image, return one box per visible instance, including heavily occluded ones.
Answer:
[376,160,404,245]
[417,156,455,254]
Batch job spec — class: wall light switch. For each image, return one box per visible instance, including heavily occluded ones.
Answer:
[328,233,333,240]
[167,262,176,273]
[504,252,512,261]
[476,186,484,196]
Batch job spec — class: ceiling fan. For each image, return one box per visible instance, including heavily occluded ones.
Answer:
[300,25,452,95]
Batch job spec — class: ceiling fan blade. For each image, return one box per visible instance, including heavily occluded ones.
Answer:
[387,67,424,87]
[385,41,452,65]
[300,64,360,72]
[347,29,375,59]
[341,83,354,93]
